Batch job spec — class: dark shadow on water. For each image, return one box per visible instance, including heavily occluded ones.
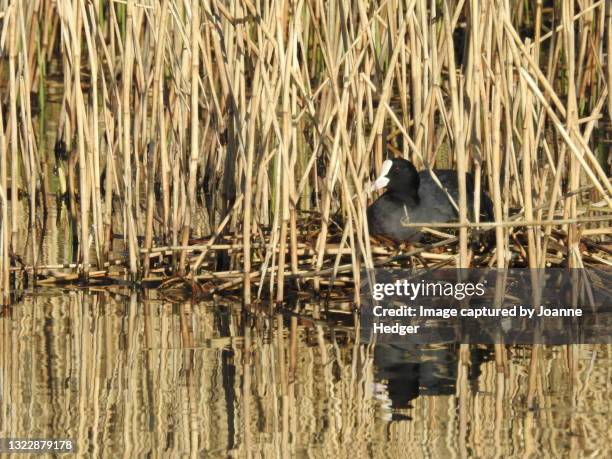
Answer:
[374,344,493,412]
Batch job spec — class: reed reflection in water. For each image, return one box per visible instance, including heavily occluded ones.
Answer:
[0,292,610,457]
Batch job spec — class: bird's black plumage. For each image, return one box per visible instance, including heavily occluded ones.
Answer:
[367,158,493,242]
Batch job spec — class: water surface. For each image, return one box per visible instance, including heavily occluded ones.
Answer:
[1,291,610,457]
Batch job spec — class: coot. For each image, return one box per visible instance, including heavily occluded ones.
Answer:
[366,158,493,242]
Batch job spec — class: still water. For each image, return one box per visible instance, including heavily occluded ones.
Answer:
[1,291,610,457]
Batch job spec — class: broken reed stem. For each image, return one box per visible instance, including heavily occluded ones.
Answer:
[399,215,611,229]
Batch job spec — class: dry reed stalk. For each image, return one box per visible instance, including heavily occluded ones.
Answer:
[522,33,543,404]
[8,0,18,244]
[521,40,537,268]
[122,0,138,278]
[81,1,103,268]
[69,0,90,280]
[14,0,39,280]
[275,8,294,304]
[0,94,7,303]
[563,1,583,430]
[489,19,509,374]
[564,0,581,269]
[178,0,200,276]
[143,0,170,277]
[18,73,38,277]
[242,60,262,305]
[608,1,612,123]
[443,0,468,268]
[399,215,611,229]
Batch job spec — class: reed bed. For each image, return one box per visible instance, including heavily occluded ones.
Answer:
[0,0,610,305]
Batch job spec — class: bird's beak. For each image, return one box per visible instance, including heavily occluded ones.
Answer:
[367,159,392,193]
[367,176,390,193]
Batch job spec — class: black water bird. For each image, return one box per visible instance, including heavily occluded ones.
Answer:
[366,157,493,242]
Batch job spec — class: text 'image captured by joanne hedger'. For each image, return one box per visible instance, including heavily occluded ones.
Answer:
[361,269,611,344]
